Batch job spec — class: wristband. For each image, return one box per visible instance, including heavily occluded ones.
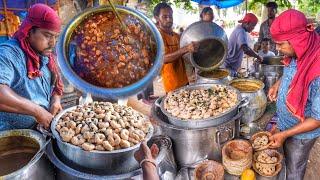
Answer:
[140,158,157,168]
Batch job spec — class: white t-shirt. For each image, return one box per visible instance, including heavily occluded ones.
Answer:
[258,50,275,58]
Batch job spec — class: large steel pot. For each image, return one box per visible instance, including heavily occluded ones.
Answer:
[50,106,154,175]
[46,135,177,180]
[156,83,247,129]
[180,22,228,71]
[57,6,164,99]
[229,79,267,124]
[196,68,232,84]
[255,56,284,77]
[0,129,54,180]
[152,104,243,166]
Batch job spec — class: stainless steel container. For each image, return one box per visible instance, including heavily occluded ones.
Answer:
[180,22,228,71]
[196,69,232,84]
[57,6,164,99]
[0,129,54,180]
[152,104,243,166]
[157,83,247,129]
[229,79,267,124]
[264,72,280,93]
[46,135,177,180]
[51,106,154,175]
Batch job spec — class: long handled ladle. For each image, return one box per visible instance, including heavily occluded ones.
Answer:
[106,0,129,33]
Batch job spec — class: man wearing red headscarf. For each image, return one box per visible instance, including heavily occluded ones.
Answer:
[0,4,63,130]
[223,13,262,77]
[267,9,320,180]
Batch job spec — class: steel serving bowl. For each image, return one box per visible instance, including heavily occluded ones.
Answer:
[50,106,154,175]
[56,6,164,99]
[155,83,248,129]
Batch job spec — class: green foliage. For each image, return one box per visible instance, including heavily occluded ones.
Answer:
[145,0,197,17]
[248,0,292,10]
[297,0,320,17]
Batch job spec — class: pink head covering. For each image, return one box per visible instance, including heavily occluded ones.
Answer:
[271,9,320,121]
[14,3,63,96]
[238,13,258,24]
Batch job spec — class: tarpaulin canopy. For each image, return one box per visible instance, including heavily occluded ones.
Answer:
[0,0,57,11]
[191,0,244,9]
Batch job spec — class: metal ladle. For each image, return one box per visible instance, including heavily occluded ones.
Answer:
[106,0,129,33]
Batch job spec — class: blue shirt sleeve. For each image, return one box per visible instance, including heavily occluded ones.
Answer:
[309,77,320,120]
[237,29,248,47]
[0,47,15,86]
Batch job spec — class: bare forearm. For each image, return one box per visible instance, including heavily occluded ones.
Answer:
[164,47,188,63]
[243,46,260,59]
[51,95,61,104]
[142,163,159,180]
[0,84,40,117]
[283,118,320,137]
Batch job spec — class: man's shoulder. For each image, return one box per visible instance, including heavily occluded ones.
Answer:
[0,39,24,63]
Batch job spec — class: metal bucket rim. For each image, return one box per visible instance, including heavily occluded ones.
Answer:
[0,129,45,178]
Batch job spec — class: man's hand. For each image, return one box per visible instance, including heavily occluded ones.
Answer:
[34,106,54,129]
[269,131,288,148]
[257,55,263,63]
[50,95,62,116]
[268,81,280,102]
[134,141,159,163]
[186,41,200,53]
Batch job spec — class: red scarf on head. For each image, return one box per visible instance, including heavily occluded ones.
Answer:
[270,9,320,122]
[13,3,63,96]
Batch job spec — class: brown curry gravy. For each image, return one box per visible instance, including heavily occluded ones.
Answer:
[230,81,261,92]
[0,136,39,176]
[199,69,229,79]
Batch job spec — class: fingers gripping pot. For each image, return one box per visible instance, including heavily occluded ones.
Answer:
[180,22,228,71]
[56,6,164,99]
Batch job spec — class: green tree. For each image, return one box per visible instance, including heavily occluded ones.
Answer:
[297,0,320,17]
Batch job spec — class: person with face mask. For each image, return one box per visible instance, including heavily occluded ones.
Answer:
[153,2,200,92]
[267,9,320,180]
[223,13,262,77]
[0,4,63,130]
[258,1,278,54]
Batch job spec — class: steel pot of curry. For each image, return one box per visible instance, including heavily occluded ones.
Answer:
[196,68,232,84]
[57,6,164,99]
[0,129,54,180]
[229,79,267,124]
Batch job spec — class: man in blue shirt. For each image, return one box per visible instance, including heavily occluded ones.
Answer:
[0,4,63,131]
[268,9,320,180]
[223,13,262,76]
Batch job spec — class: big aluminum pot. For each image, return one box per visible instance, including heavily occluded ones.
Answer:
[156,83,248,129]
[229,79,267,124]
[0,129,54,180]
[57,6,164,99]
[255,56,284,77]
[50,106,154,175]
[196,68,232,84]
[46,135,177,180]
[180,22,228,71]
[152,104,243,166]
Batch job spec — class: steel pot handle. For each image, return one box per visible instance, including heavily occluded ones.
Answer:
[238,97,249,110]
[154,97,163,108]
[216,127,234,146]
[37,124,54,139]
